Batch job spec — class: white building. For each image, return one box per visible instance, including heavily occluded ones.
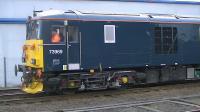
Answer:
[0,0,200,87]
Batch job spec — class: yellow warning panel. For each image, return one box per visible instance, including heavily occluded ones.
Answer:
[24,39,44,69]
[22,77,43,94]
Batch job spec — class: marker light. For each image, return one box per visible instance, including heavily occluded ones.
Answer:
[23,45,28,51]
[36,69,42,78]
[31,44,36,50]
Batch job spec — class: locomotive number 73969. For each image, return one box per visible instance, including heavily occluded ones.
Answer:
[49,50,63,55]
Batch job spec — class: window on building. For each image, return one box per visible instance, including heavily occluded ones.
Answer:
[154,27,177,54]
[104,25,116,43]
[68,26,79,43]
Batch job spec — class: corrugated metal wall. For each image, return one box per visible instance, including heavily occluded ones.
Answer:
[0,24,25,87]
[0,0,199,87]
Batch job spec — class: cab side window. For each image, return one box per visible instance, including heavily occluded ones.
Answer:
[51,26,65,43]
[68,26,79,43]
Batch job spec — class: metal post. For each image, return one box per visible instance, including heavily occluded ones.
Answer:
[3,57,7,88]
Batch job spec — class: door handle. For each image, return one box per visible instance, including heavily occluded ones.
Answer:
[68,44,71,48]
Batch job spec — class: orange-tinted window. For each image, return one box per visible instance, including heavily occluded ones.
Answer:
[51,26,64,43]
[51,32,61,43]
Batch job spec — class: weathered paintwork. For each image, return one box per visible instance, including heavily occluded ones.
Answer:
[33,12,200,72]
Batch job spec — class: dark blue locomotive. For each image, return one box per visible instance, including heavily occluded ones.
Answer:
[16,10,200,94]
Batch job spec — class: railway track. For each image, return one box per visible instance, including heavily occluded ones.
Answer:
[0,88,21,94]
[0,81,200,108]
[0,88,69,106]
[58,94,200,112]
[0,88,45,105]
[0,88,28,102]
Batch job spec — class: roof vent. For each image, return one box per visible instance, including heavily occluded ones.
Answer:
[36,9,65,17]
[141,13,179,19]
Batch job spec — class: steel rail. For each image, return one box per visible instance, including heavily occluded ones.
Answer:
[60,94,200,112]
[0,88,21,93]
[0,92,47,105]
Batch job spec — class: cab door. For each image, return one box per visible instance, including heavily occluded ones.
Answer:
[66,26,81,70]
[45,24,68,72]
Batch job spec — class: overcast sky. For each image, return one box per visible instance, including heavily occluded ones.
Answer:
[141,0,200,2]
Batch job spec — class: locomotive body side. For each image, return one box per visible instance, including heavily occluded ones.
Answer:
[73,21,200,70]
[15,11,200,94]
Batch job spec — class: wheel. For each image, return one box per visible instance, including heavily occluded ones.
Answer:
[43,76,63,95]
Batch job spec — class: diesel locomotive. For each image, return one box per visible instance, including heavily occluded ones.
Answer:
[15,10,200,94]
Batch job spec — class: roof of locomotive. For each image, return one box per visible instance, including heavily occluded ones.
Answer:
[32,10,200,24]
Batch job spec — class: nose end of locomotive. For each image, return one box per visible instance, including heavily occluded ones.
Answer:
[22,81,43,94]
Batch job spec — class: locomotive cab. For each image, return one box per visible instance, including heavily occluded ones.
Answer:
[16,20,44,94]
[16,14,81,94]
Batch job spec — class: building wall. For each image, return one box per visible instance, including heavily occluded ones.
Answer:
[0,0,199,87]
[0,24,25,87]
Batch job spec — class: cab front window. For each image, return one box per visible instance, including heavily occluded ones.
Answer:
[26,20,40,40]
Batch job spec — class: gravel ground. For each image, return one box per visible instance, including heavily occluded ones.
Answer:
[92,106,155,112]
[142,101,199,112]
[1,82,200,112]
